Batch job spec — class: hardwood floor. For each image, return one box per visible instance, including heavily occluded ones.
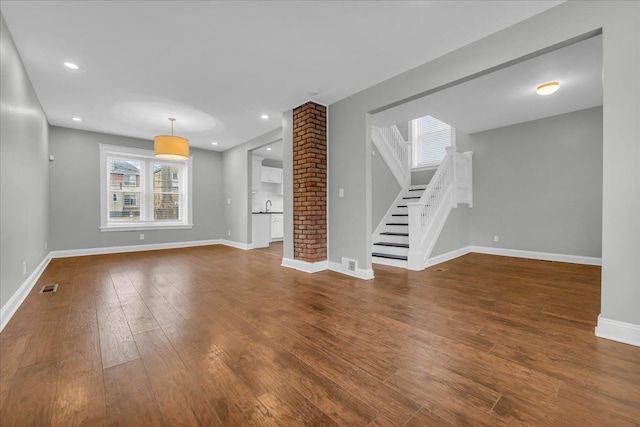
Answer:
[1,246,638,426]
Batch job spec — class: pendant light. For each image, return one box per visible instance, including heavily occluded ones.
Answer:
[154,117,189,160]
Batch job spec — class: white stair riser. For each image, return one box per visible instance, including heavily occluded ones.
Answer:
[372,245,409,256]
[372,256,408,268]
[374,235,409,244]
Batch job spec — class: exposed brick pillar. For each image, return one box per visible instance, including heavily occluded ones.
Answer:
[293,101,327,263]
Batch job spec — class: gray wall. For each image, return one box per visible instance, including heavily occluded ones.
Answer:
[431,207,472,257]
[222,128,282,245]
[411,169,436,186]
[395,122,409,141]
[48,126,224,250]
[328,2,640,327]
[469,107,602,257]
[282,110,294,260]
[372,148,401,231]
[262,158,283,168]
[0,14,49,310]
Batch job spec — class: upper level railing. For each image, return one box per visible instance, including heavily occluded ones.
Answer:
[371,125,411,189]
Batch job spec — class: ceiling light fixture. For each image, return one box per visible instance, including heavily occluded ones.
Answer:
[536,81,560,96]
[211,142,218,146]
[72,117,82,121]
[261,114,269,120]
[154,118,189,160]
[266,147,272,151]
[64,62,79,70]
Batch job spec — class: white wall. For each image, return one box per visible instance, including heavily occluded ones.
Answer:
[48,126,225,250]
[0,13,49,311]
[328,2,640,336]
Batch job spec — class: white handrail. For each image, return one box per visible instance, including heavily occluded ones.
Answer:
[372,125,411,189]
[407,146,457,270]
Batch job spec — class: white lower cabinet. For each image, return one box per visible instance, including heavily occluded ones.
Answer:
[271,214,283,240]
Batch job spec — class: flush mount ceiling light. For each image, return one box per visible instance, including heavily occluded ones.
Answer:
[211,142,218,146]
[536,81,560,96]
[154,118,189,160]
[261,114,269,120]
[72,117,82,121]
[266,147,272,151]
[64,62,79,70]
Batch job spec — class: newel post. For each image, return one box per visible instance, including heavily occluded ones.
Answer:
[405,141,412,190]
[407,202,422,270]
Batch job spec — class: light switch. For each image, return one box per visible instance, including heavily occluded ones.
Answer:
[339,188,344,197]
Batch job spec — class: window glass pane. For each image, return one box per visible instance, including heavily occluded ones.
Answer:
[154,193,180,221]
[108,191,140,221]
[109,158,141,191]
[154,164,181,221]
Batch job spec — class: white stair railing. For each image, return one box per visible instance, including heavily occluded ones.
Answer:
[407,146,457,270]
[371,125,411,189]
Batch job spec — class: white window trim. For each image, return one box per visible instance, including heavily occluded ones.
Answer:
[99,143,193,232]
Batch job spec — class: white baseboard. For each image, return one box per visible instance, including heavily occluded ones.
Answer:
[1,254,51,332]
[50,239,222,258]
[426,246,472,267]
[595,315,640,347]
[282,258,328,273]
[328,261,375,280]
[470,246,601,266]
[218,240,253,250]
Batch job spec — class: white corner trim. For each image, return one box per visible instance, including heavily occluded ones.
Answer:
[1,254,51,332]
[327,261,374,280]
[50,240,221,258]
[470,246,602,266]
[282,258,328,273]
[218,240,253,250]
[426,246,472,267]
[595,315,640,347]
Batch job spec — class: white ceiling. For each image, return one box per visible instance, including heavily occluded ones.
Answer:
[372,35,603,133]
[0,1,563,152]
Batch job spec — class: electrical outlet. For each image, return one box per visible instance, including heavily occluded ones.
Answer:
[140,233,144,240]
[339,188,344,197]
[493,235,500,242]
[228,230,231,236]
[22,262,27,275]
[227,198,231,204]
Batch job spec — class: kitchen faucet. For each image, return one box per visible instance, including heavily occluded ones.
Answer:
[265,200,272,212]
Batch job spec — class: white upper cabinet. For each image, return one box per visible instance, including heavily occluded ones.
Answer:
[261,166,282,184]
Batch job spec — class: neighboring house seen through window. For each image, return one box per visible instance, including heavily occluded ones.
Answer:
[410,115,454,169]
[99,144,193,231]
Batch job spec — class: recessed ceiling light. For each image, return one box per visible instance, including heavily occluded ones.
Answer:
[211,142,218,145]
[536,81,560,96]
[261,114,269,120]
[64,62,79,70]
[72,117,82,122]
[266,147,272,151]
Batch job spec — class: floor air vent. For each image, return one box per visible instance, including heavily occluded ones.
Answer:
[341,257,357,273]
[40,284,59,294]
[434,267,449,272]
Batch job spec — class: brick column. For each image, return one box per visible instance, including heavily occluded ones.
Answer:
[293,101,327,262]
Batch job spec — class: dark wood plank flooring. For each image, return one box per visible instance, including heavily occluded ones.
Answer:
[1,246,639,426]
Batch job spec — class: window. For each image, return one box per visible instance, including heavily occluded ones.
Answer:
[99,144,192,231]
[410,115,454,169]
[124,174,137,186]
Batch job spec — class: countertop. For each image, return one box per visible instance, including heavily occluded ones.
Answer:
[252,211,284,215]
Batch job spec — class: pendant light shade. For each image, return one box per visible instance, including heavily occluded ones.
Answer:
[155,118,189,160]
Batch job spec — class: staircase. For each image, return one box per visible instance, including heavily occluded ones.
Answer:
[372,186,425,268]
[372,124,472,271]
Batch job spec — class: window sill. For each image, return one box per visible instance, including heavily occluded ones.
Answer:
[100,223,193,232]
